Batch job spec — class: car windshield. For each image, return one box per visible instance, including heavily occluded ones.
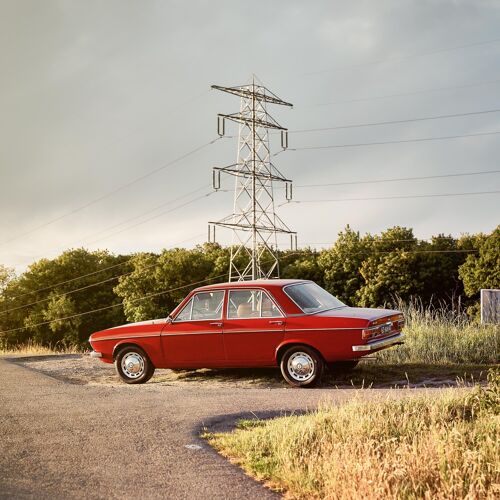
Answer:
[284,282,346,314]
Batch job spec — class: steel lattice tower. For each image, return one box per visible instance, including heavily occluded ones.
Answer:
[208,77,297,281]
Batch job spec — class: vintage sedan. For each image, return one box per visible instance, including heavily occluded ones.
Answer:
[89,279,404,387]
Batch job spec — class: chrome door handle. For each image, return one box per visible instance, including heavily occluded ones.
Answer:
[269,320,284,325]
[209,322,223,327]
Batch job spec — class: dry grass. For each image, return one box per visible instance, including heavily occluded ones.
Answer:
[0,340,80,356]
[378,301,499,365]
[205,371,500,499]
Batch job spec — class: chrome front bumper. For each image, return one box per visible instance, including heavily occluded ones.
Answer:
[89,351,102,358]
[352,332,404,352]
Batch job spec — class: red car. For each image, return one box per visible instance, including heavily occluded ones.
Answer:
[89,279,404,387]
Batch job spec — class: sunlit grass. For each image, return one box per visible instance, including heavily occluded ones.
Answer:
[0,340,80,356]
[205,371,500,499]
[378,300,499,365]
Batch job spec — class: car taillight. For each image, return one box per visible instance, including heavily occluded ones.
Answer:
[362,328,377,339]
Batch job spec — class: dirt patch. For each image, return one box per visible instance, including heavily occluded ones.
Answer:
[5,355,495,389]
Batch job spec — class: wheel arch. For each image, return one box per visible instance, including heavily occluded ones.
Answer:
[112,341,154,366]
[275,341,324,364]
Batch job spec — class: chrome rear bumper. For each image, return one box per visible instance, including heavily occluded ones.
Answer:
[90,351,102,358]
[352,332,404,352]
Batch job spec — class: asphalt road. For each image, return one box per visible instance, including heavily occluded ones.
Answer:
[0,357,442,499]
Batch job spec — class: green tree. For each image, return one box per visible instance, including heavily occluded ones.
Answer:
[459,226,500,299]
[114,244,228,322]
[356,227,419,307]
[318,225,372,305]
[281,248,324,285]
[0,249,128,348]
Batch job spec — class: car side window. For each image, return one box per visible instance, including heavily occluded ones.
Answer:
[228,289,282,319]
[174,291,224,321]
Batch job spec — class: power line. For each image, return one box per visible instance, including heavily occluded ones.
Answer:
[280,190,500,206]
[312,78,500,106]
[3,187,219,302]
[0,137,222,247]
[3,232,206,303]
[294,169,500,188]
[76,185,210,246]
[277,130,500,153]
[0,274,228,336]
[85,191,219,246]
[303,36,500,76]
[289,248,479,255]
[289,108,500,134]
[0,271,135,316]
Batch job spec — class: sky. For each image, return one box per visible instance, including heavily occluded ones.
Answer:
[1,0,499,273]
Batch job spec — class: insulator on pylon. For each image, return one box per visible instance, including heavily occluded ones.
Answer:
[207,225,216,243]
[212,169,221,190]
[285,182,293,201]
[217,116,225,136]
[281,130,288,150]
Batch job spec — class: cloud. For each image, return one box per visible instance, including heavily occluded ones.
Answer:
[0,0,499,272]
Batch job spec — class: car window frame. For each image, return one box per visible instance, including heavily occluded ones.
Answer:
[172,289,226,323]
[226,288,284,320]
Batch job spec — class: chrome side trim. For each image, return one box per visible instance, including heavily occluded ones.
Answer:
[90,351,102,358]
[223,329,284,334]
[352,333,404,352]
[161,331,221,337]
[286,327,364,332]
[92,333,161,342]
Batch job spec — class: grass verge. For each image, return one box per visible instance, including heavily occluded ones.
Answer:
[0,340,80,356]
[205,371,500,499]
[378,301,499,364]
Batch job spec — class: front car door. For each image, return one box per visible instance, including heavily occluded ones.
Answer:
[161,290,225,367]
[223,288,285,365]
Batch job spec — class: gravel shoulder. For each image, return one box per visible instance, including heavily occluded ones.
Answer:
[6,354,494,389]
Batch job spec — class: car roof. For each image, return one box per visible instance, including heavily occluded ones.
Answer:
[193,279,311,292]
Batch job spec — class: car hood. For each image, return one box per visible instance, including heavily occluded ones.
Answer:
[314,306,400,321]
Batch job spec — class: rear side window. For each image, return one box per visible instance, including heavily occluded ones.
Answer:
[227,289,282,319]
[175,291,224,321]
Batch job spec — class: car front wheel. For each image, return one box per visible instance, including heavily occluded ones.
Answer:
[280,346,323,387]
[115,346,155,384]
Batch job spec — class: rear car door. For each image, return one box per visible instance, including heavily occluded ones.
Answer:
[223,289,285,364]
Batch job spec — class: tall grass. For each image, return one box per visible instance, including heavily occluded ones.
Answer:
[378,299,499,364]
[0,340,80,356]
[206,371,500,499]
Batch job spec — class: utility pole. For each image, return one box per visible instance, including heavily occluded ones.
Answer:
[208,76,297,281]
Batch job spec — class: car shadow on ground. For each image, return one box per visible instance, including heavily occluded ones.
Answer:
[5,354,496,389]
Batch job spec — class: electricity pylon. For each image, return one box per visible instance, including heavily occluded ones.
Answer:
[208,76,297,281]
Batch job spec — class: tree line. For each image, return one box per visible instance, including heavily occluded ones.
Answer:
[0,225,498,349]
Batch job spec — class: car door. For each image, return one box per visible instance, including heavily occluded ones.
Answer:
[223,288,285,365]
[161,290,226,367]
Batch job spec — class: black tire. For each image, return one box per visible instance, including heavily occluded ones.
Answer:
[280,345,324,388]
[327,360,359,375]
[115,346,155,384]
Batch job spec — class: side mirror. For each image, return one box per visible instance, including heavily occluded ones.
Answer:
[166,315,173,324]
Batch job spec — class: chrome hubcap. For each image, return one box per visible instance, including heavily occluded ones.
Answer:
[121,352,145,379]
[287,352,315,381]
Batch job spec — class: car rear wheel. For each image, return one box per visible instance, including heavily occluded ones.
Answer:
[115,346,155,384]
[280,345,323,388]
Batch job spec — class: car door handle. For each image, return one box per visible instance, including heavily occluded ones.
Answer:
[209,322,223,327]
[269,320,284,325]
